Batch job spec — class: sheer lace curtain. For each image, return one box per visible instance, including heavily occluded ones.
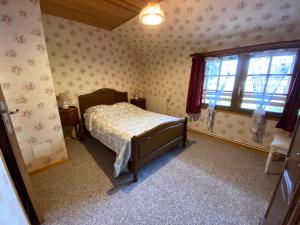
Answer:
[249,50,296,142]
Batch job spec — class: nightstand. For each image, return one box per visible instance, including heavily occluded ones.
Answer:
[130,98,146,110]
[58,106,83,139]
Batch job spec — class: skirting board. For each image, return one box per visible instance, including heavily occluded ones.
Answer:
[188,127,270,153]
[29,157,68,176]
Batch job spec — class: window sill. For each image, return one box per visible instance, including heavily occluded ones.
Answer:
[201,103,281,121]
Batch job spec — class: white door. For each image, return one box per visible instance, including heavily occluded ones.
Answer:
[0,150,30,225]
[0,84,44,223]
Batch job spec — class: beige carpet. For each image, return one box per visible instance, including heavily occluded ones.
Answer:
[31,131,281,225]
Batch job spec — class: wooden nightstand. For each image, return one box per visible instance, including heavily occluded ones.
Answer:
[130,98,146,110]
[58,106,83,139]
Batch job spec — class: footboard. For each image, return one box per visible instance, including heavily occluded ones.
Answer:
[130,117,187,181]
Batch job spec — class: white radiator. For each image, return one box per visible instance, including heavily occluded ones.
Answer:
[146,95,169,115]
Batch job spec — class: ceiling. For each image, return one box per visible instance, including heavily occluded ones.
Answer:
[114,0,300,56]
[40,0,300,57]
[40,0,151,30]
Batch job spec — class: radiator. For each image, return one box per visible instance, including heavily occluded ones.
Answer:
[146,95,169,115]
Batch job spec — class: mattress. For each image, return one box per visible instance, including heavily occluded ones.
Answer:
[84,102,181,176]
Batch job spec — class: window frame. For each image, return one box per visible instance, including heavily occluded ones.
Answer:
[202,55,240,108]
[197,40,300,119]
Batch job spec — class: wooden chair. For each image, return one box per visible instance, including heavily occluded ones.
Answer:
[264,134,292,173]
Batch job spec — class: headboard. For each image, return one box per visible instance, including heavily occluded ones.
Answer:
[78,88,128,119]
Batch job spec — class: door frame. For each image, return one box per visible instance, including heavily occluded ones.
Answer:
[0,84,44,224]
[0,149,30,225]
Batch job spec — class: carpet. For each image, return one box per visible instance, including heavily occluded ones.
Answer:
[31,131,281,225]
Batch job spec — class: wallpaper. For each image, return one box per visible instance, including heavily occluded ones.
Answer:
[116,0,300,57]
[41,0,300,149]
[42,15,143,104]
[0,153,29,225]
[0,0,67,172]
[114,0,300,148]
[1,0,299,174]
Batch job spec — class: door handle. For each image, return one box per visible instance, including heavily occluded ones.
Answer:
[9,109,19,115]
[1,111,14,133]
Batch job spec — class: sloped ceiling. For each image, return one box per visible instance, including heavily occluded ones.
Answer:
[40,0,152,30]
[115,0,300,57]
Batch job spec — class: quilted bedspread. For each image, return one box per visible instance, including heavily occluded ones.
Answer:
[84,102,181,176]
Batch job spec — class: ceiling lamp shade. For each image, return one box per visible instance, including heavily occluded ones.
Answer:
[140,2,165,26]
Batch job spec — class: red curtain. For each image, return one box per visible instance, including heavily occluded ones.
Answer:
[276,50,300,132]
[186,56,205,115]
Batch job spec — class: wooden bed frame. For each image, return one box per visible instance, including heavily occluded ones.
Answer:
[78,88,187,182]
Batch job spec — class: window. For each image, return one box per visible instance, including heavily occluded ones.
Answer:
[203,56,238,107]
[241,51,296,113]
[202,48,298,116]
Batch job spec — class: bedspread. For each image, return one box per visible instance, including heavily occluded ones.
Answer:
[84,102,181,176]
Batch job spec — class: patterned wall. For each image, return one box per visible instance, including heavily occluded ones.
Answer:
[0,0,67,172]
[139,51,289,148]
[116,0,300,57]
[42,15,143,103]
[115,0,300,148]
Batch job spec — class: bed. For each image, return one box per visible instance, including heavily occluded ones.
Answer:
[78,88,187,182]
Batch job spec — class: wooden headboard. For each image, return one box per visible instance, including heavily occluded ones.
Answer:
[78,88,128,118]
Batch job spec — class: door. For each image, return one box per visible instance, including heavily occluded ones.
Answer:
[261,118,300,225]
[0,150,30,225]
[0,85,44,224]
[287,188,300,225]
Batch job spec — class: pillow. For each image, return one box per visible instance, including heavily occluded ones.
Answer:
[85,104,109,114]
[113,102,142,111]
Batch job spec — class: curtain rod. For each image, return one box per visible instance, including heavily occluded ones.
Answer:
[190,40,300,58]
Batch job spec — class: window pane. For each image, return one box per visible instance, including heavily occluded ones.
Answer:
[266,76,291,94]
[241,49,297,113]
[248,56,270,74]
[241,103,285,113]
[265,105,284,113]
[220,59,238,75]
[203,56,238,107]
[244,76,267,93]
[241,102,257,110]
[205,60,220,76]
[205,76,218,90]
[219,76,235,91]
[217,100,231,106]
[270,55,295,74]
[204,91,232,107]
[265,94,286,113]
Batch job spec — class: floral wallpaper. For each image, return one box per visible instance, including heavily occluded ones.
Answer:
[139,52,289,148]
[41,0,300,149]
[0,0,67,172]
[42,15,143,104]
[0,153,29,225]
[1,0,299,174]
[116,0,300,57]
[114,0,300,148]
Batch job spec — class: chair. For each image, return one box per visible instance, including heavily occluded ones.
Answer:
[264,134,292,173]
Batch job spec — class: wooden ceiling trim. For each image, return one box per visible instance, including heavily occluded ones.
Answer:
[104,0,142,12]
[40,0,154,30]
[122,0,150,9]
[42,0,136,19]
[42,3,122,24]
[41,2,121,30]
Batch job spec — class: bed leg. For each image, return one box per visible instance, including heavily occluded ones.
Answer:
[133,173,138,182]
[182,140,186,148]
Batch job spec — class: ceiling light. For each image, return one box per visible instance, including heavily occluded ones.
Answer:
[140,2,165,26]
